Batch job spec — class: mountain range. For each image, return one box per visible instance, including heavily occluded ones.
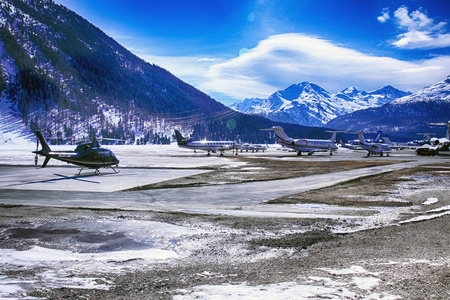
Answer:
[1,0,448,145]
[327,76,450,135]
[230,82,411,127]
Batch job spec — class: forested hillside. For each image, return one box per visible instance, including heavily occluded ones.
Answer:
[0,0,280,144]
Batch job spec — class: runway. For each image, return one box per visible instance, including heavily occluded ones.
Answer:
[0,166,209,192]
[0,160,422,214]
[1,145,449,299]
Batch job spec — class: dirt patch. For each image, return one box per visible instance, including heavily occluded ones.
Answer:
[268,164,450,207]
[1,161,449,299]
[251,229,335,250]
[126,158,396,191]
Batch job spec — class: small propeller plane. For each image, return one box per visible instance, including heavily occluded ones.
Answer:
[261,126,339,155]
[174,130,243,156]
[33,131,120,175]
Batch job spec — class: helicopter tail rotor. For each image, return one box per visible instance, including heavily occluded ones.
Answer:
[33,131,52,168]
[35,137,39,165]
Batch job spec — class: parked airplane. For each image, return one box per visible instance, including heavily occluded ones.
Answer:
[174,130,242,156]
[428,121,450,150]
[407,133,434,147]
[416,121,450,155]
[261,126,338,155]
[348,131,392,156]
[242,143,268,152]
[340,130,384,150]
[33,131,120,174]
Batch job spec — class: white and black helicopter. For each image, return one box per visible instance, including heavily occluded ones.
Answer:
[33,131,120,175]
[174,130,243,156]
[261,126,339,155]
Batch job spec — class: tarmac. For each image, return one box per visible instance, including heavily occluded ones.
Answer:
[0,158,429,215]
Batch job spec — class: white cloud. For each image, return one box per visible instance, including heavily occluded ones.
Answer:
[196,58,222,63]
[136,54,214,88]
[126,33,450,105]
[197,33,450,100]
[391,6,450,49]
[377,8,390,23]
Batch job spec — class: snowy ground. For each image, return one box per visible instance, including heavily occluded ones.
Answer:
[0,141,449,299]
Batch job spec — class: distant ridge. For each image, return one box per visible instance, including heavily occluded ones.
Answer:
[326,76,450,134]
[230,82,410,127]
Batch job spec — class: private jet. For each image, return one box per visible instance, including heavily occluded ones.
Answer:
[242,143,268,152]
[174,130,242,156]
[261,126,338,155]
[428,121,450,150]
[340,130,384,150]
[416,121,450,155]
[407,133,434,147]
[348,132,392,156]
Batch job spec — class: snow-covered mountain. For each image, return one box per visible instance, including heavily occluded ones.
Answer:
[230,82,411,127]
[326,76,450,133]
[1,0,231,143]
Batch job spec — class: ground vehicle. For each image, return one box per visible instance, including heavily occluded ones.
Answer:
[416,147,438,156]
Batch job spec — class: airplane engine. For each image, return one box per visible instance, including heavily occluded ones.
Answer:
[294,139,307,146]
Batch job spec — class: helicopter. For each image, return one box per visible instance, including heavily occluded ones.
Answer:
[33,131,120,175]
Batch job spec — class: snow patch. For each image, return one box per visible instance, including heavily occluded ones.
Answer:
[174,281,356,299]
[423,197,439,205]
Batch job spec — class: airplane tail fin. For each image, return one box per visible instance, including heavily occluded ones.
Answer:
[33,131,52,168]
[357,132,367,145]
[328,131,338,142]
[261,126,292,143]
[174,130,189,145]
[373,130,383,143]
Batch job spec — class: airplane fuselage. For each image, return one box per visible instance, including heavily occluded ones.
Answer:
[355,132,392,156]
[174,130,242,155]
[178,140,239,153]
[277,137,338,153]
[359,143,392,154]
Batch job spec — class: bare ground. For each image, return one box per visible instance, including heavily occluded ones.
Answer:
[1,159,449,299]
[126,158,396,191]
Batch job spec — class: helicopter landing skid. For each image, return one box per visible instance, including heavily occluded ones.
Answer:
[76,166,120,176]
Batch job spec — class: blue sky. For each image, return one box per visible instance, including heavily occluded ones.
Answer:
[55,0,450,105]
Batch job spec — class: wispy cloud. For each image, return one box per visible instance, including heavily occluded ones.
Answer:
[136,54,213,88]
[197,33,450,100]
[391,6,450,49]
[196,58,222,63]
